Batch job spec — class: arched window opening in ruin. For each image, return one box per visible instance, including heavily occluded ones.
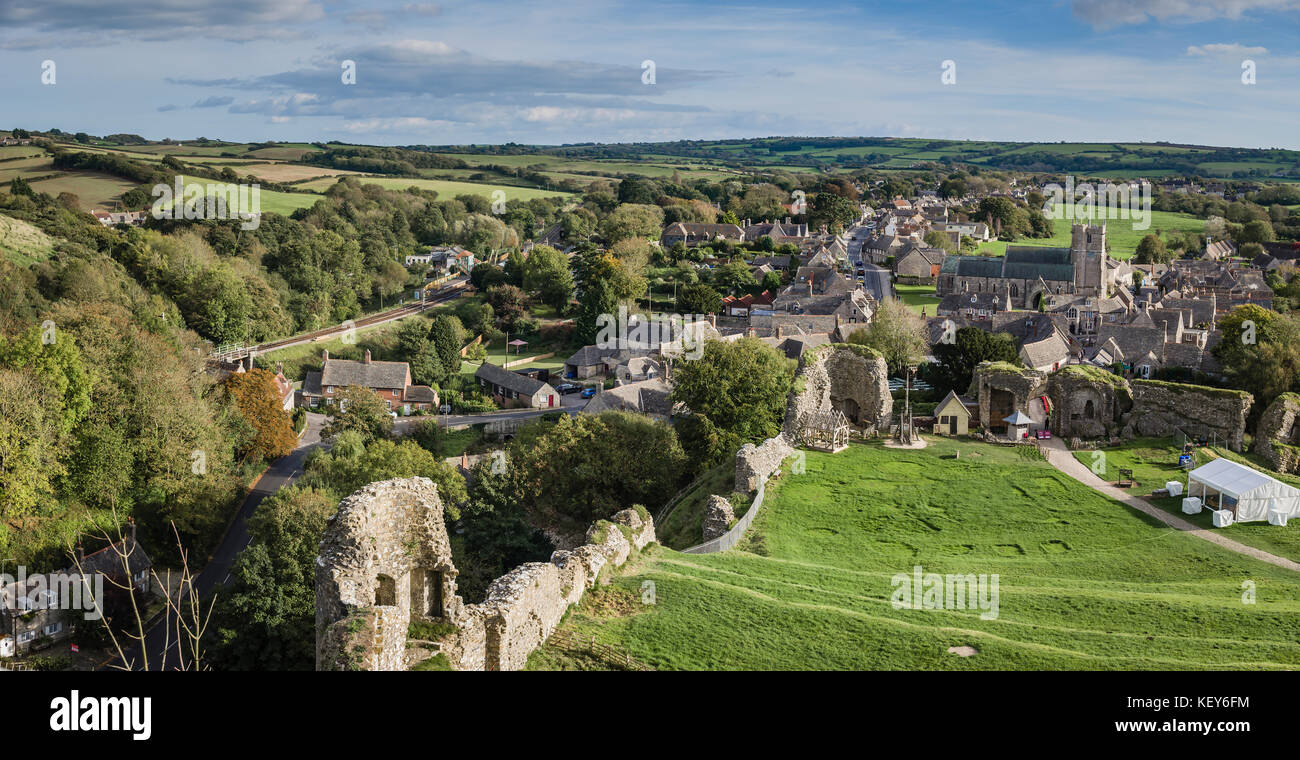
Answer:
[1084,399,1095,419]
[1010,284,1019,297]
[375,574,397,607]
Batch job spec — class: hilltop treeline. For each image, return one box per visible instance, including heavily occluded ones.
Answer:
[303,145,469,176]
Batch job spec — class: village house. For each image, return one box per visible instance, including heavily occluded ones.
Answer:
[91,210,148,227]
[660,222,744,247]
[422,245,475,275]
[743,218,810,243]
[474,362,559,408]
[894,246,946,283]
[1,528,153,658]
[580,378,674,419]
[722,290,775,318]
[300,350,438,414]
[936,290,1012,321]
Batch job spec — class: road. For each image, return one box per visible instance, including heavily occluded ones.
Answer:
[112,399,588,669]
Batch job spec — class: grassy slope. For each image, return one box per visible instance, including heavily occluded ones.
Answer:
[0,213,56,266]
[532,438,1300,670]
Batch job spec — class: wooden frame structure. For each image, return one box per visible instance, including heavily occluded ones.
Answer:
[801,409,851,453]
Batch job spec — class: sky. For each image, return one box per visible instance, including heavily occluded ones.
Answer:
[2,0,1298,149]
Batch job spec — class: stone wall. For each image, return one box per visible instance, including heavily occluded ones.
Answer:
[736,436,795,493]
[1255,392,1300,473]
[785,344,891,436]
[702,495,735,541]
[1046,365,1130,439]
[1125,380,1252,451]
[317,478,658,671]
[315,478,461,671]
[971,362,1049,430]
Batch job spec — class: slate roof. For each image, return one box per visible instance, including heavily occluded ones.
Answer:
[475,362,550,396]
[320,358,410,390]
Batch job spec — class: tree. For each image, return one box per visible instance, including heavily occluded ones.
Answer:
[521,244,574,312]
[222,368,297,463]
[1237,219,1276,245]
[208,486,338,670]
[1134,234,1170,265]
[322,386,393,442]
[428,314,463,379]
[847,298,927,375]
[924,230,956,254]
[712,260,757,294]
[929,327,1021,394]
[508,412,686,529]
[677,283,723,315]
[485,284,529,331]
[469,262,507,291]
[598,203,664,244]
[809,192,858,232]
[671,338,793,459]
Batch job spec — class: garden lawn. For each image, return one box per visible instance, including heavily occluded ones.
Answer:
[896,283,941,316]
[531,438,1300,670]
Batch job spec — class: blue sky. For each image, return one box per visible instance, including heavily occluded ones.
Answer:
[2,0,1298,148]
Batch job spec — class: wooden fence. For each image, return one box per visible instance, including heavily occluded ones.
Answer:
[547,629,654,671]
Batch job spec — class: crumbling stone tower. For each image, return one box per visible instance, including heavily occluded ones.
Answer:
[315,477,461,671]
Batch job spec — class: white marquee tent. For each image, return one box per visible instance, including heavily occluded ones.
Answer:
[1186,458,1300,523]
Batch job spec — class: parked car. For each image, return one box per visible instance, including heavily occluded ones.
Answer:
[556,383,581,395]
[580,387,597,399]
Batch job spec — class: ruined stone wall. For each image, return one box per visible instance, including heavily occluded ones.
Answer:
[736,436,795,493]
[1046,366,1130,439]
[1255,393,1300,473]
[316,479,658,672]
[1125,380,1252,451]
[445,506,655,671]
[784,343,891,440]
[702,495,735,541]
[315,478,461,671]
[972,363,1049,429]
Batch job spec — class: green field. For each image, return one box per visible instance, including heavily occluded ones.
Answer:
[531,439,1300,670]
[969,206,1206,260]
[1073,439,1300,563]
[28,171,137,209]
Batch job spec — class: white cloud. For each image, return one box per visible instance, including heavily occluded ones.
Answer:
[1186,42,1269,56]
[1073,0,1300,28]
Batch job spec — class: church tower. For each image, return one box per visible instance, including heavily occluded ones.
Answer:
[1071,224,1107,295]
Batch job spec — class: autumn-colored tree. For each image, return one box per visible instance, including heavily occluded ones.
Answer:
[223,368,297,463]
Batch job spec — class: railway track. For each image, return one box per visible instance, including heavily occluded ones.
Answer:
[212,278,467,361]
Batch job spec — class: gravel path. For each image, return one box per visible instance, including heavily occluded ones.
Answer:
[1037,437,1300,573]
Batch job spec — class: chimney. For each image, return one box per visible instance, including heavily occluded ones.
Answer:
[322,349,329,363]
[127,518,136,543]
[709,314,716,328]
[364,349,372,364]
[76,542,84,563]
[275,361,284,376]
[777,325,785,339]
